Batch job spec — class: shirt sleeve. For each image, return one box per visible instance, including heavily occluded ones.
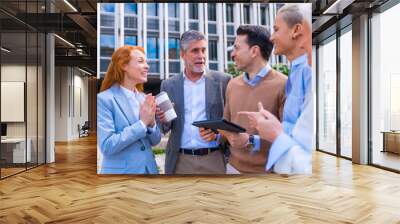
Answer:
[147,122,157,134]
[250,135,261,153]
[139,120,147,130]
[266,87,315,171]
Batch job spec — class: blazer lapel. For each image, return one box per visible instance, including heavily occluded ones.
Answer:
[111,85,136,125]
[205,71,219,119]
[175,73,185,120]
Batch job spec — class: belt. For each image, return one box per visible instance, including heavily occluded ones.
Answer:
[179,147,219,156]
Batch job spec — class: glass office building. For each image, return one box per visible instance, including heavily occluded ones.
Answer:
[98,3,286,80]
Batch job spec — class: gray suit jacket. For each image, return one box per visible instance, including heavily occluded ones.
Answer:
[158,70,231,174]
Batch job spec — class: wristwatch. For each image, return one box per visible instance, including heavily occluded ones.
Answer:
[248,134,255,146]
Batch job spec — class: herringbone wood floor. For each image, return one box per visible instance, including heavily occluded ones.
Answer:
[1,135,400,223]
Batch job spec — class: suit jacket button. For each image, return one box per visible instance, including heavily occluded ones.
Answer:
[141,146,145,151]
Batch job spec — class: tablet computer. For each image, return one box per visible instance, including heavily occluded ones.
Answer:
[192,119,246,133]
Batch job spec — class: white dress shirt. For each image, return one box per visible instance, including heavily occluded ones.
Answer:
[181,72,219,149]
[120,85,156,132]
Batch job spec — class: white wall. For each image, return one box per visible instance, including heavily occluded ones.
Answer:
[72,72,89,138]
[1,65,36,138]
[54,67,89,141]
[1,64,46,164]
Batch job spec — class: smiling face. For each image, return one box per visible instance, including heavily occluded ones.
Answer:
[270,13,296,56]
[231,35,254,72]
[181,40,207,74]
[122,49,149,84]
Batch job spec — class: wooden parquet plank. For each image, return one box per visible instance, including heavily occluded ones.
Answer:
[1,135,400,223]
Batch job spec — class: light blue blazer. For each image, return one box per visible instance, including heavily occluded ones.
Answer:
[97,84,161,174]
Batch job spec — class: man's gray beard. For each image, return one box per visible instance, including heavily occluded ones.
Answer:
[192,67,205,73]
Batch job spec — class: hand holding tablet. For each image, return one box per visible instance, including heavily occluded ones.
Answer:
[192,119,246,133]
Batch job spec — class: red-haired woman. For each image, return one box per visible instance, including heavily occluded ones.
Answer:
[97,46,160,174]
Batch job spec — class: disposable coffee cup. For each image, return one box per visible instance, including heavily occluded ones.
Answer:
[155,91,177,122]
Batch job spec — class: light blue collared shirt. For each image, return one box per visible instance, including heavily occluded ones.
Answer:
[266,54,314,171]
[181,72,219,149]
[243,63,271,87]
[242,64,272,152]
[120,86,157,133]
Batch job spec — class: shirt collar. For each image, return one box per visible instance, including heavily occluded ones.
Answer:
[243,63,271,85]
[120,85,137,99]
[183,70,206,84]
[291,53,308,67]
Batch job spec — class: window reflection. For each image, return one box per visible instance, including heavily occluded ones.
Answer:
[124,3,137,14]
[318,37,337,155]
[371,3,400,171]
[340,29,352,158]
[101,4,115,13]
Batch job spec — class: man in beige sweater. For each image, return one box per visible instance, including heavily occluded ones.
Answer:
[218,25,287,174]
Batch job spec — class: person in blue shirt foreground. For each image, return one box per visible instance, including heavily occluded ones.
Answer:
[240,4,314,174]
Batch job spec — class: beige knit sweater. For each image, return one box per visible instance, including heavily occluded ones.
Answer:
[223,69,287,173]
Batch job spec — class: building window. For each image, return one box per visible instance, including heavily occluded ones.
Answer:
[101,15,114,27]
[208,24,217,34]
[168,38,180,59]
[209,39,218,70]
[124,17,137,29]
[243,5,250,24]
[147,19,159,30]
[339,29,352,158]
[101,3,115,13]
[168,3,179,18]
[189,3,198,19]
[100,58,111,73]
[100,34,115,57]
[226,4,235,36]
[261,6,268,25]
[189,23,199,30]
[227,26,235,36]
[208,3,217,34]
[124,3,137,14]
[147,3,158,16]
[100,3,115,28]
[124,35,137,46]
[209,40,218,60]
[124,3,138,29]
[147,37,160,74]
[147,37,159,59]
[168,21,180,32]
[226,4,234,23]
[208,3,216,21]
[147,3,159,31]
[318,37,337,155]
[189,3,199,31]
[100,3,115,78]
[227,40,234,62]
[370,3,400,171]
[168,4,181,75]
[168,3,180,33]
[168,38,180,74]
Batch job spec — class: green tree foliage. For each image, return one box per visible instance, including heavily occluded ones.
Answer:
[272,63,290,76]
[225,62,242,78]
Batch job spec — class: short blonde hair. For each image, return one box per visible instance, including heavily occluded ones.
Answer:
[278,4,311,27]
